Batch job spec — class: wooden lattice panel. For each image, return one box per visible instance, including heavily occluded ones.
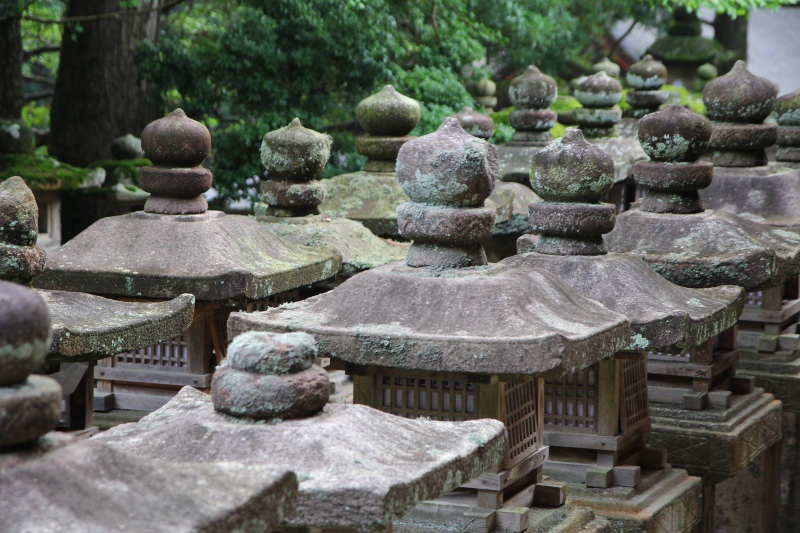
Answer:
[375,372,479,422]
[116,336,188,370]
[503,380,542,468]
[544,367,598,430]
[620,358,649,432]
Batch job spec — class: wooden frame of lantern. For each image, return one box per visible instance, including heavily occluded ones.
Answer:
[647,326,754,410]
[738,277,800,359]
[349,364,563,518]
[542,354,664,488]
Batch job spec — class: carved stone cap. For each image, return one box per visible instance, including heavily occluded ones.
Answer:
[776,89,800,126]
[356,85,421,136]
[261,118,332,183]
[508,66,558,110]
[703,60,777,123]
[0,177,46,284]
[627,55,667,90]
[592,57,621,78]
[451,106,495,139]
[638,105,712,163]
[574,71,623,108]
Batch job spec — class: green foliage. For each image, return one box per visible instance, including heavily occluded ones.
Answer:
[394,66,475,136]
[0,153,91,190]
[661,84,706,114]
[656,0,798,18]
[21,102,50,129]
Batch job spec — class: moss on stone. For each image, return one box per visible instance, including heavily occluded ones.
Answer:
[0,154,91,190]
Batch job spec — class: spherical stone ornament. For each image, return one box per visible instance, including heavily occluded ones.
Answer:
[0,280,52,387]
[573,72,623,108]
[0,375,61,447]
[227,331,316,376]
[703,60,777,124]
[141,109,211,167]
[452,106,495,139]
[775,90,800,127]
[356,85,421,137]
[592,57,621,79]
[0,176,39,247]
[697,63,718,81]
[261,118,332,183]
[396,118,498,207]
[638,105,712,162]
[626,55,668,90]
[509,66,558,110]
[530,128,615,202]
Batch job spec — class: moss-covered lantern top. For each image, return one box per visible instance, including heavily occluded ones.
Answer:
[703,61,777,124]
[356,85,421,136]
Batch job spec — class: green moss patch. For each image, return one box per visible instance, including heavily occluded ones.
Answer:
[0,154,91,190]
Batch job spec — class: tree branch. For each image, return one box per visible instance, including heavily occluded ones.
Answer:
[609,20,636,59]
[24,75,56,85]
[1,0,187,24]
[24,45,61,60]
[25,90,54,102]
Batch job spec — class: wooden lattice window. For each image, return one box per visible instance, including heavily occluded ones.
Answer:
[544,367,597,430]
[619,358,649,432]
[116,336,189,370]
[376,372,478,422]
[503,380,542,468]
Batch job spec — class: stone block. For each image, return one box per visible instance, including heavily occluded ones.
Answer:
[708,390,732,409]
[495,506,530,532]
[463,509,496,533]
[683,391,708,410]
[613,465,641,487]
[641,447,668,469]
[758,334,779,353]
[731,375,755,394]
[533,481,567,506]
[586,467,613,488]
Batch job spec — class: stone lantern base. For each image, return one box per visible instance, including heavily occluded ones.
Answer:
[648,389,781,532]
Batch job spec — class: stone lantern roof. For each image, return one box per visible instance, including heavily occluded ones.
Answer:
[35,109,340,302]
[0,280,298,532]
[503,128,743,351]
[606,105,800,291]
[256,118,406,277]
[229,119,630,377]
[96,331,507,532]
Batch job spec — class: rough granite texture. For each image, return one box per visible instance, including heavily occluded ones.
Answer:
[96,386,507,532]
[0,280,52,387]
[451,106,495,139]
[39,290,195,362]
[0,176,46,283]
[229,263,630,377]
[0,436,298,533]
[34,211,341,302]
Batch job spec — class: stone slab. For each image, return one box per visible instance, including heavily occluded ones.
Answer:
[502,253,743,351]
[648,389,782,483]
[0,433,297,532]
[589,137,648,185]
[95,387,507,531]
[35,211,341,302]
[228,263,630,377]
[319,171,407,237]
[40,290,195,363]
[497,144,544,184]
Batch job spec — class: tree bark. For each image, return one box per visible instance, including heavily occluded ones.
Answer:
[0,13,24,119]
[714,12,749,62]
[49,0,161,166]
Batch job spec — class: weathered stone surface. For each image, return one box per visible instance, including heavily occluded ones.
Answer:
[261,118,332,183]
[574,72,622,108]
[0,280,51,387]
[508,66,558,110]
[257,214,406,276]
[0,375,62,448]
[708,122,777,152]
[498,144,546,184]
[776,89,800,127]
[319,171,407,237]
[35,211,341,302]
[138,167,213,198]
[509,109,557,131]
[626,55,668,90]
[638,105,711,162]
[0,176,38,246]
[39,290,195,363]
[97,386,507,531]
[592,57,620,78]
[357,85,421,136]
[703,60,777,124]
[625,89,669,108]
[141,109,211,167]
[229,262,630,377]
[356,135,411,161]
[451,106,495,139]
[110,133,144,160]
[606,209,800,290]
[0,437,298,532]
[261,180,326,210]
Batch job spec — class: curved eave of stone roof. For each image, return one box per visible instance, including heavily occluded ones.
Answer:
[699,165,800,228]
[501,253,744,351]
[34,211,341,302]
[96,387,506,531]
[229,264,631,378]
[40,290,195,362]
[606,209,800,291]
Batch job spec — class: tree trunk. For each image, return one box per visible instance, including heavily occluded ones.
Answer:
[49,0,161,166]
[0,13,24,119]
[714,12,749,62]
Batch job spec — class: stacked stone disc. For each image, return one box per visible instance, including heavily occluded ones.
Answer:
[139,109,213,214]
[776,89,800,164]
[0,281,60,448]
[572,71,623,138]
[355,85,421,173]
[451,106,495,139]
[0,177,46,284]
[635,105,714,213]
[260,118,332,217]
[528,128,616,255]
[472,76,497,112]
[212,331,329,420]
[396,117,498,268]
[625,55,669,118]
[703,60,778,167]
[507,66,558,147]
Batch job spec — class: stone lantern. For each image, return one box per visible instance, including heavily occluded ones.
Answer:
[624,55,669,120]
[592,57,621,78]
[256,118,406,280]
[776,89,800,167]
[0,280,299,532]
[0,176,196,433]
[97,330,509,533]
[560,72,647,212]
[606,105,796,532]
[502,128,727,531]
[34,109,342,412]
[227,118,634,532]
